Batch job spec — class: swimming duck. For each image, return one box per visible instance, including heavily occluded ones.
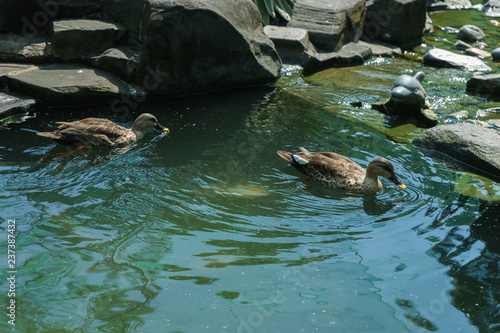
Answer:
[37,113,169,155]
[277,147,406,194]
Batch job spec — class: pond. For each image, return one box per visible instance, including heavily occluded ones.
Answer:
[1,9,500,333]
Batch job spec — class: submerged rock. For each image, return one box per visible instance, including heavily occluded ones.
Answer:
[423,48,492,72]
[288,0,367,52]
[413,123,500,176]
[5,64,145,106]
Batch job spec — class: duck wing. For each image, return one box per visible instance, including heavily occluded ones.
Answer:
[56,118,127,139]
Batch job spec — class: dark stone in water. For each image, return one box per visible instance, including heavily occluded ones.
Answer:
[413,123,500,176]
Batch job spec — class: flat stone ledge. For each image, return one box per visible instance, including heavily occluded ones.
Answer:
[423,48,492,72]
[5,64,145,106]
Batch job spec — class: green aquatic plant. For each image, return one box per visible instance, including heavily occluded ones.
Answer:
[253,0,295,25]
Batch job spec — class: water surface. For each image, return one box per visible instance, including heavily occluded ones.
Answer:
[1,9,500,333]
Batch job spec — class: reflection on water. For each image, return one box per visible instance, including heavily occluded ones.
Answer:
[0,74,497,332]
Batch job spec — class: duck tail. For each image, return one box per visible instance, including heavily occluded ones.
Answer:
[277,150,292,162]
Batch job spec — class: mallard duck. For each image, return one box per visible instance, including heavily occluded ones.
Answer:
[37,113,169,154]
[277,147,406,194]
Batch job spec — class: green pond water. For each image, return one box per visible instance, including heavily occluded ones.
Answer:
[1,9,500,333]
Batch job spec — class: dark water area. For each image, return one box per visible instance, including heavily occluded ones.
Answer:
[1,9,500,333]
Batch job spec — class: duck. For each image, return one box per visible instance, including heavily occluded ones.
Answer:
[37,113,169,156]
[277,147,406,194]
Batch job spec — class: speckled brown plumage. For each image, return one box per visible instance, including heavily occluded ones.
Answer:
[37,113,168,149]
[277,147,406,194]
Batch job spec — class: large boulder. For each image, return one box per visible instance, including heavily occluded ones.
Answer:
[466,73,500,96]
[136,0,281,97]
[413,123,500,176]
[287,0,367,52]
[363,0,427,48]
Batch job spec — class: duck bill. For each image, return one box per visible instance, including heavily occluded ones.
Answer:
[155,124,169,132]
[389,173,406,189]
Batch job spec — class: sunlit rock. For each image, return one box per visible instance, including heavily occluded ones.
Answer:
[413,123,500,176]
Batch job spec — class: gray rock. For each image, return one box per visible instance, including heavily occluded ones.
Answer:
[466,73,500,96]
[288,0,367,52]
[363,0,427,48]
[424,48,492,72]
[0,34,52,63]
[306,42,373,73]
[84,47,140,81]
[5,64,145,106]
[0,91,36,120]
[454,40,473,51]
[51,19,126,60]
[264,25,317,67]
[492,47,500,60]
[457,25,485,42]
[476,107,500,120]
[413,123,500,175]
[444,110,470,124]
[0,0,101,34]
[357,40,402,57]
[138,0,281,97]
[102,0,149,41]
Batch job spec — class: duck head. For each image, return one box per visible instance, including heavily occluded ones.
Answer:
[366,158,406,189]
[132,113,169,133]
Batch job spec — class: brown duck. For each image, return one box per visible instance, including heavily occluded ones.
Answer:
[277,147,406,194]
[37,113,169,155]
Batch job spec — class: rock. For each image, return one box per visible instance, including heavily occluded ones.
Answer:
[5,64,145,106]
[102,0,149,41]
[413,123,500,176]
[484,0,500,17]
[288,0,367,52]
[423,48,492,72]
[492,47,500,61]
[457,25,485,42]
[0,34,52,63]
[454,40,473,51]
[444,110,470,124]
[465,47,492,58]
[84,47,140,81]
[476,107,500,121]
[0,0,101,34]
[443,26,460,34]
[357,40,402,57]
[51,19,126,60]
[138,0,281,97]
[263,25,317,67]
[363,0,427,48]
[466,73,500,96]
[0,91,36,120]
[305,42,373,73]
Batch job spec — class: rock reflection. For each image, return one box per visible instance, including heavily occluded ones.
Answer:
[431,204,500,332]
